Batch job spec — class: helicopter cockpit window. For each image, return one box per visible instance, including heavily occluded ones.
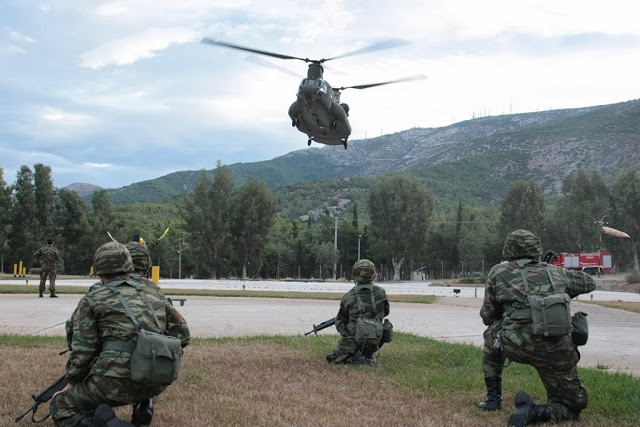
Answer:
[301,78,328,93]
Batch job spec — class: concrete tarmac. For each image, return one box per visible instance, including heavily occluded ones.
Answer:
[1,284,638,377]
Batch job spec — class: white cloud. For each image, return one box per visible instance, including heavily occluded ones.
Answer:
[80,27,198,69]
[0,44,26,54]
[8,30,36,44]
[84,162,112,168]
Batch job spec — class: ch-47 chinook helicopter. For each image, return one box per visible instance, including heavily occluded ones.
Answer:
[201,38,425,149]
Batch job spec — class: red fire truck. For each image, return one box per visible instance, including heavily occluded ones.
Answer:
[548,252,612,275]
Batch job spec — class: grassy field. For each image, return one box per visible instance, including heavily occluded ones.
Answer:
[3,334,639,426]
[581,300,640,314]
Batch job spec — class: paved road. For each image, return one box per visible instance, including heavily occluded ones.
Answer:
[1,281,638,377]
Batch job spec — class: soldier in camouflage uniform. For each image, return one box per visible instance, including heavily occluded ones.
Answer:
[326,259,390,365]
[51,242,190,427]
[478,230,595,426]
[125,242,155,282]
[33,239,60,298]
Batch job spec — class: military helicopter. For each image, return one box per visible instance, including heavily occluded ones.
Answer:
[201,38,425,149]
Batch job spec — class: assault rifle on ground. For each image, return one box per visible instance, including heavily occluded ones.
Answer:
[15,373,68,423]
[305,317,336,336]
[542,250,558,264]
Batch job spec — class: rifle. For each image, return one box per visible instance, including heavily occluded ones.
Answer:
[305,317,336,336]
[15,373,68,423]
[542,250,558,264]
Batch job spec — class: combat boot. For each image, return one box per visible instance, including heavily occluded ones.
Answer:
[131,398,154,426]
[50,292,58,298]
[344,351,367,365]
[507,391,552,427]
[78,404,135,427]
[478,376,502,411]
[93,404,135,427]
[39,292,43,298]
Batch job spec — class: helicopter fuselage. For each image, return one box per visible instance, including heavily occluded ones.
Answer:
[288,77,351,146]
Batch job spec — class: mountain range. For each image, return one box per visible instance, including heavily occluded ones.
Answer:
[67,98,640,207]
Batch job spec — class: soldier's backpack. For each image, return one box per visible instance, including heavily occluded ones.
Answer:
[354,284,384,351]
[517,261,572,338]
[107,281,183,386]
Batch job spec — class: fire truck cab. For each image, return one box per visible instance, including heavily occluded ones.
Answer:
[548,252,612,275]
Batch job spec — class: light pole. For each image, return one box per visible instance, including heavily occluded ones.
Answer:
[177,238,183,280]
[358,234,361,260]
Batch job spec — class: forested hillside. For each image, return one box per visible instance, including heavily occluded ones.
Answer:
[74,98,640,207]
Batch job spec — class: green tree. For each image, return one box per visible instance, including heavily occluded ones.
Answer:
[183,165,235,279]
[0,168,12,272]
[8,166,38,268]
[54,189,93,274]
[554,169,610,252]
[34,163,56,242]
[184,171,217,278]
[231,178,276,279]
[90,190,119,247]
[263,216,296,279]
[610,169,640,270]
[499,180,544,238]
[368,173,434,280]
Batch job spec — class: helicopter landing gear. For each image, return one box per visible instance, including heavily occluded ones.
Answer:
[292,118,299,127]
[330,120,338,130]
[308,138,312,146]
[342,139,348,149]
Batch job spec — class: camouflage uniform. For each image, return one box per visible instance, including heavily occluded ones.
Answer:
[125,241,157,284]
[327,259,390,364]
[480,230,595,425]
[33,242,60,295]
[51,242,190,427]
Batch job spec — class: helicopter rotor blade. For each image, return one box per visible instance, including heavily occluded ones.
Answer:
[322,39,410,62]
[244,55,304,79]
[201,38,310,63]
[338,75,427,91]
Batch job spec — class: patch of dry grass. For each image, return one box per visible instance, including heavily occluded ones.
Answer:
[6,336,636,427]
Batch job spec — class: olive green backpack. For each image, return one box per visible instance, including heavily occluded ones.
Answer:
[517,261,572,338]
[354,284,384,351]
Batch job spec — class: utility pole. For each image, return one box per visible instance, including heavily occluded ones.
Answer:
[178,238,183,280]
[358,234,361,260]
[333,215,338,280]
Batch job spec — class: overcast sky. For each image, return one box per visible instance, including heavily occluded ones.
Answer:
[1,0,639,189]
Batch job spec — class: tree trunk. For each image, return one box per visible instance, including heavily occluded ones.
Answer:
[632,239,639,271]
[242,263,247,280]
[392,257,404,281]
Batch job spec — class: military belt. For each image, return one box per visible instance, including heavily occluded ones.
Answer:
[509,308,531,320]
[102,340,136,353]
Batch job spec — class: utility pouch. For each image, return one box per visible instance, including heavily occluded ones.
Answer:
[131,328,182,386]
[355,316,384,349]
[518,261,572,338]
[571,311,589,346]
[382,318,394,343]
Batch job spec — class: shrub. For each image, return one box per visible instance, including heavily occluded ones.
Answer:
[625,270,640,284]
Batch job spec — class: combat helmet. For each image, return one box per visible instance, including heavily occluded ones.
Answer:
[93,242,134,276]
[125,241,151,273]
[352,259,377,283]
[502,229,543,259]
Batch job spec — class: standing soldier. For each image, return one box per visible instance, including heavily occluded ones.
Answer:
[478,229,595,426]
[33,239,60,298]
[326,259,391,365]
